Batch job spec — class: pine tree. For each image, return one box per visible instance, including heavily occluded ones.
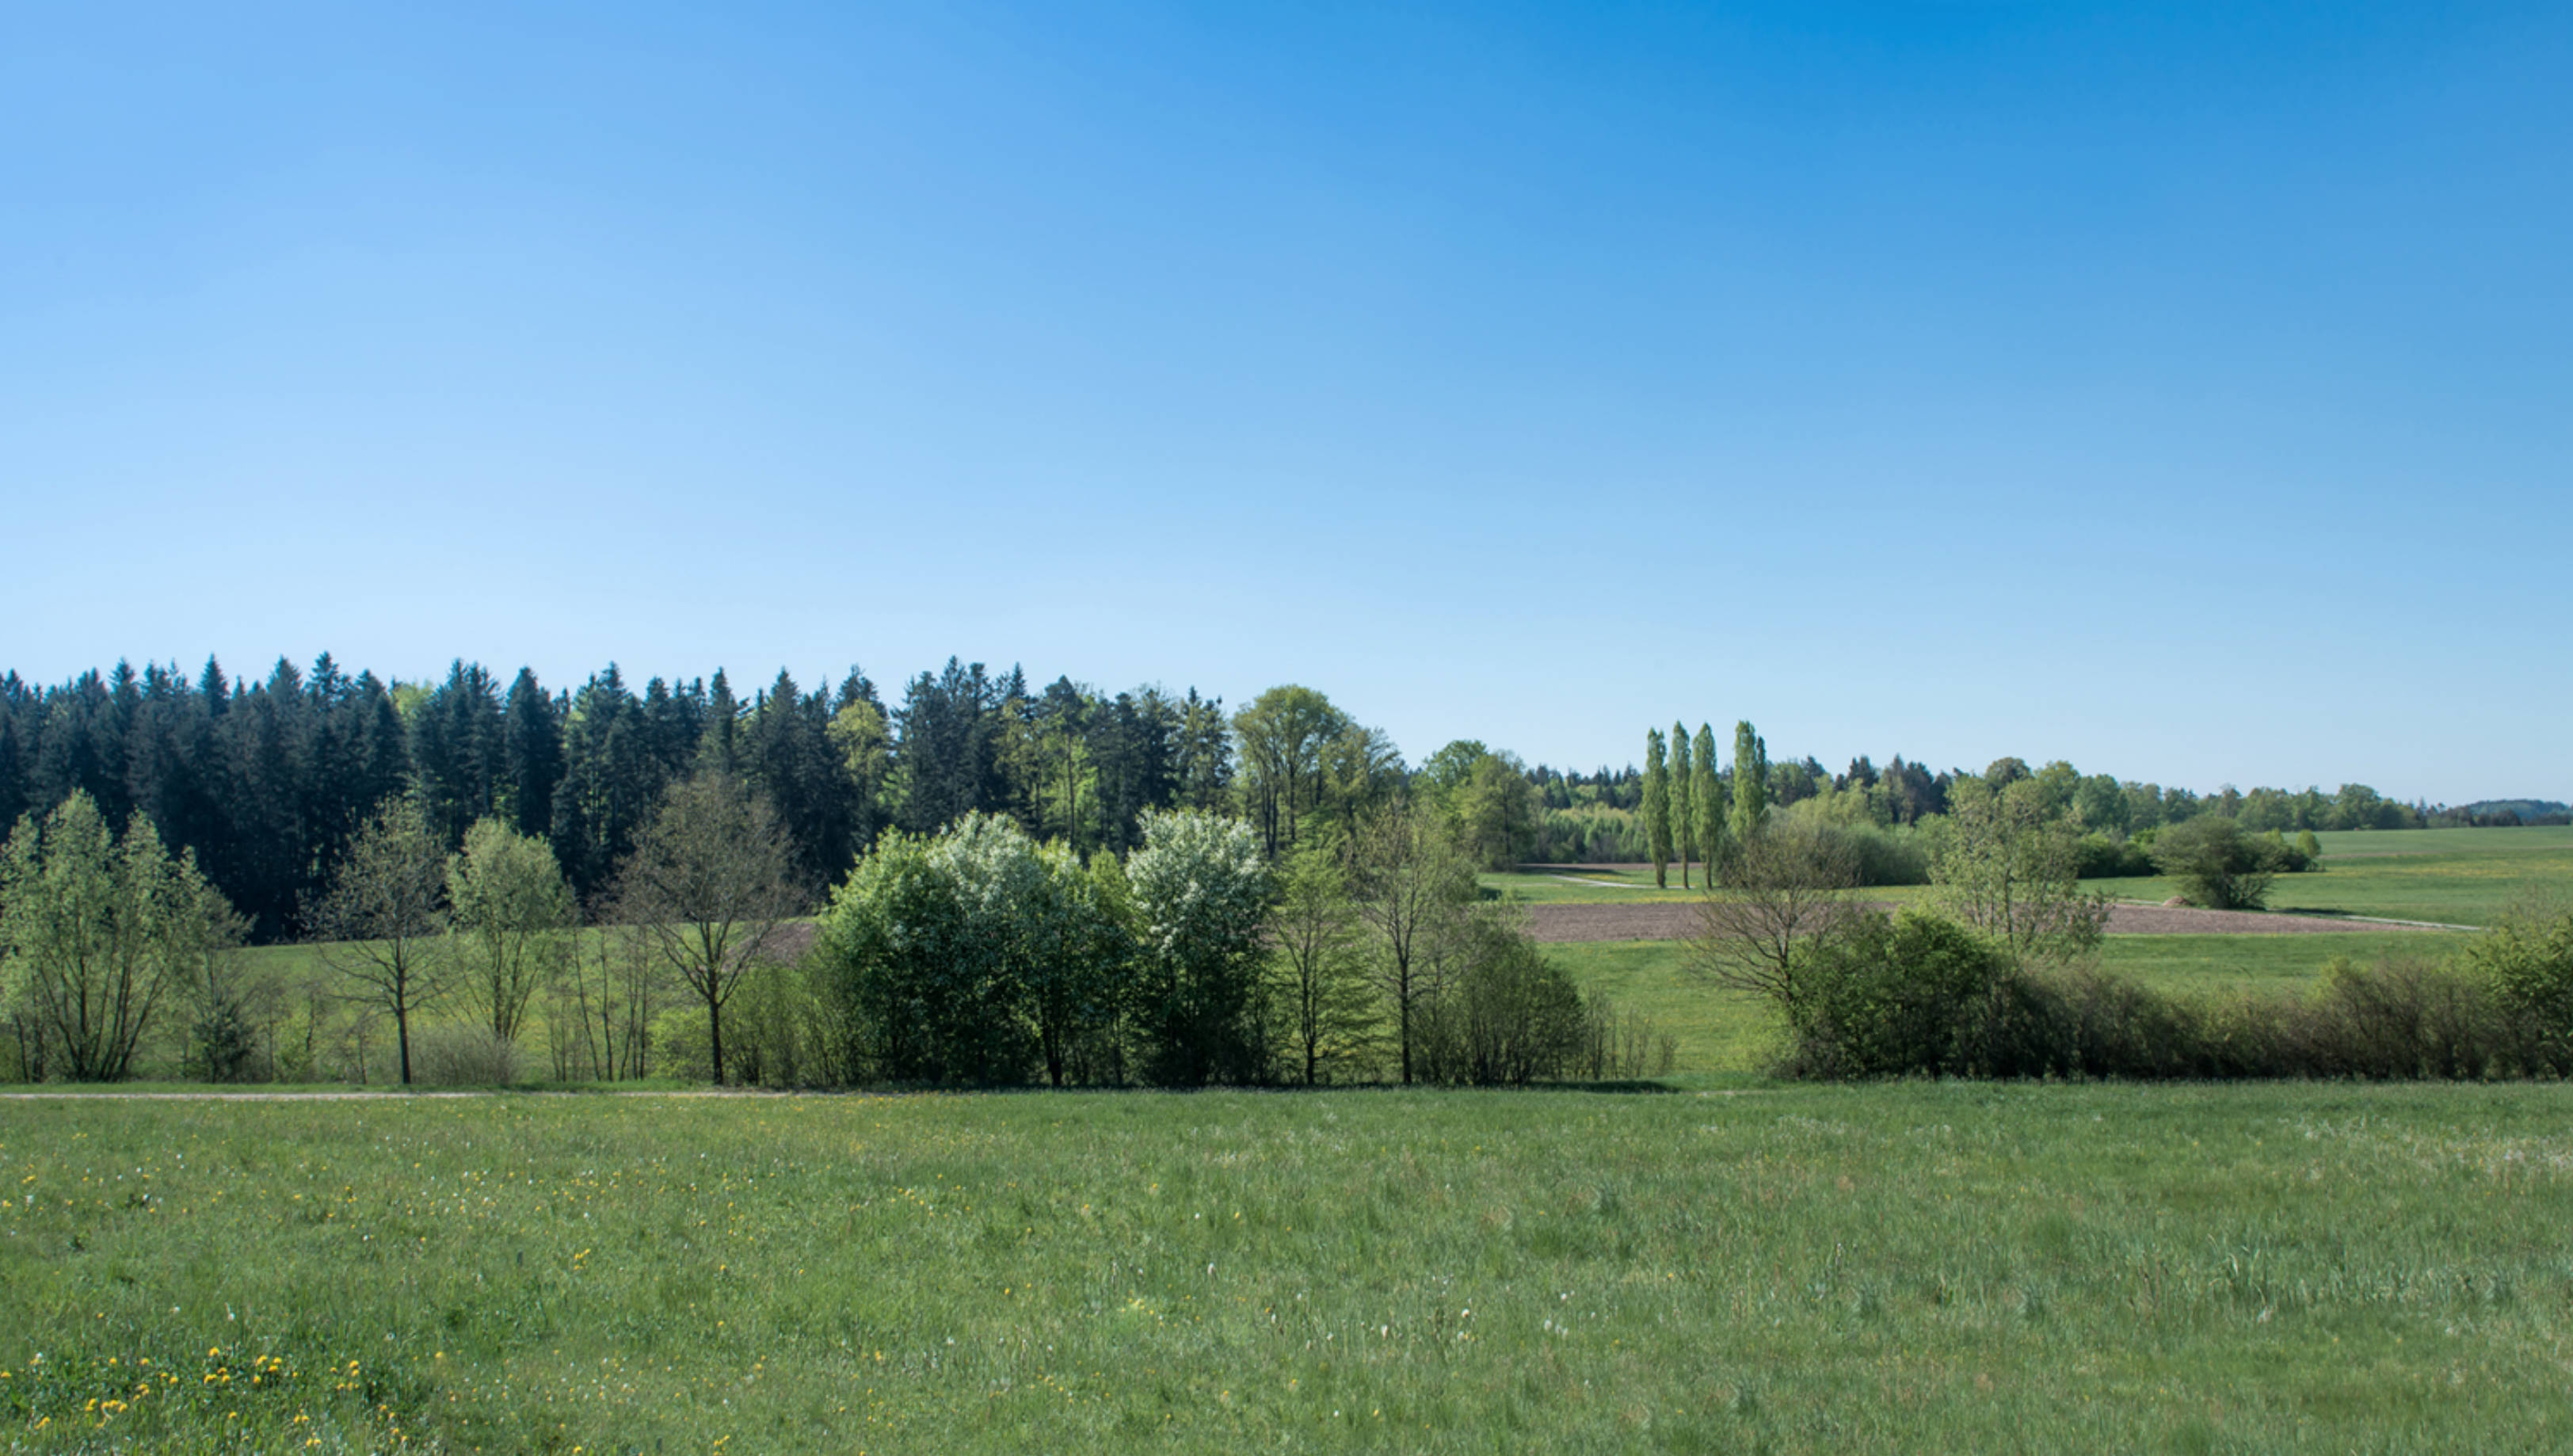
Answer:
[501,668,566,842]
[1642,728,1672,889]
[697,670,741,777]
[1730,719,1770,848]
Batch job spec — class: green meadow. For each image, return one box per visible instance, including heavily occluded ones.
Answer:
[2086,829,2573,928]
[1496,826,2573,926]
[9,1084,2573,1453]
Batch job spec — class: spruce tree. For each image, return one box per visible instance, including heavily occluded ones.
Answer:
[1730,720,1770,848]
[501,667,566,842]
[1642,728,1672,889]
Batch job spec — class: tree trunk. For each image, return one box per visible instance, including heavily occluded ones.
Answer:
[707,981,726,1085]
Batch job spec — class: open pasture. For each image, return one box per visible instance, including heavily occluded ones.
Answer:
[2090,827,2573,928]
[7,1084,2572,1453]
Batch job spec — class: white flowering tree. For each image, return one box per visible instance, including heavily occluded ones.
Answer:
[1125,807,1273,1083]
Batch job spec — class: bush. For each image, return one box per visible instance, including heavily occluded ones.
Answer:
[1416,916,1591,1084]
[1780,910,2007,1077]
[413,1025,521,1086]
[2151,816,2283,909]
[2453,903,2573,1060]
[1576,993,1678,1080]
[2073,833,2156,879]
[1770,911,2563,1082]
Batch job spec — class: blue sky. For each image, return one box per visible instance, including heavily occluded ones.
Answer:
[3,2,2565,802]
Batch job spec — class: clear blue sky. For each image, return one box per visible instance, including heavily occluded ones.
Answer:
[4,2,2565,803]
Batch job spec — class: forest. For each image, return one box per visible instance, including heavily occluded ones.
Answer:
[1,650,2560,1092]
[0,652,2517,943]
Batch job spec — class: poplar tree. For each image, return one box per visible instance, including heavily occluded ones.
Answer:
[1642,729,1672,889]
[1691,723,1725,878]
[1671,720,1696,888]
[1730,720,1770,850]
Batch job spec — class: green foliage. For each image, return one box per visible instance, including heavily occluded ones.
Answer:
[1266,846,1378,1084]
[1640,728,1672,887]
[612,771,803,1084]
[2073,831,2156,879]
[1,791,239,1082]
[1230,685,1355,858]
[311,798,454,1086]
[1782,909,2011,1078]
[1670,719,1696,883]
[1413,907,1589,1084]
[1689,723,1725,876]
[2152,815,2283,910]
[1126,807,1275,1084]
[1441,749,1538,871]
[815,817,1046,1084]
[1729,720,1769,847]
[445,818,574,1046]
[2453,901,2573,1057]
[1928,776,2109,968]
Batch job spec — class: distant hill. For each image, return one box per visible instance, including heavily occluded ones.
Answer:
[2453,800,2572,825]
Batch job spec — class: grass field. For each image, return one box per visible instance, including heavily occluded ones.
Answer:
[1499,827,2572,927]
[8,1084,2573,1453]
[2091,828,2573,928]
[1552,932,2467,1078]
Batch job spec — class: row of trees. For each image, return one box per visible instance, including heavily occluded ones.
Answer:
[2,761,1668,1086]
[790,801,1657,1088]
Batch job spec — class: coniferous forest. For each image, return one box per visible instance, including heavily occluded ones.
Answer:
[0,653,2543,950]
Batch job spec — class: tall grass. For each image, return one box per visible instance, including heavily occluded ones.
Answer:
[6,1086,2572,1451]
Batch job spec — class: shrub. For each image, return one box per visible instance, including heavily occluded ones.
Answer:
[1780,910,2007,1077]
[414,1025,521,1086]
[2073,833,2156,879]
[2453,903,2573,1061]
[2151,817,2282,909]
[1416,913,1591,1084]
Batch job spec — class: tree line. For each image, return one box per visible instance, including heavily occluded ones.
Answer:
[0,656,1250,943]
[0,772,1671,1088]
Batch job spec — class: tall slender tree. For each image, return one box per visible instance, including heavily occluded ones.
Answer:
[1730,720,1770,850]
[1642,729,1673,889]
[1691,723,1725,878]
[1671,720,1696,887]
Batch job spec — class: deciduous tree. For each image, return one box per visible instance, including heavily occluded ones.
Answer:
[312,798,453,1085]
[1347,803,1476,1084]
[612,772,802,1084]
[1642,729,1672,889]
[1729,721,1770,847]
[448,818,574,1046]
[1,791,238,1081]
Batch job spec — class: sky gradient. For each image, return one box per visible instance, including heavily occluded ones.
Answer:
[4,2,2566,802]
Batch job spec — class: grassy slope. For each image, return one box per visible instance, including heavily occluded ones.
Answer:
[7,1086,2571,1453]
